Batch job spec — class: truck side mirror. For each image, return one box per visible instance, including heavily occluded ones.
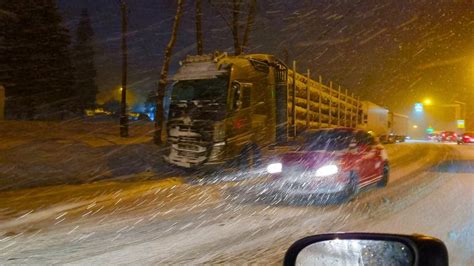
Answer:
[231,81,242,111]
[231,81,252,111]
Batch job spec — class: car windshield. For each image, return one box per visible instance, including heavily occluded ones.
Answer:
[0,1,472,265]
[171,77,228,103]
[299,130,354,151]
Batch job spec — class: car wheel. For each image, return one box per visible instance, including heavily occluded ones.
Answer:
[377,162,389,188]
[334,172,359,203]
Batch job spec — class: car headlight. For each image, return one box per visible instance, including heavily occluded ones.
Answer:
[315,164,338,177]
[266,163,282,174]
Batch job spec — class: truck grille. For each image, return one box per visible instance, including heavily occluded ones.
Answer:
[166,120,213,166]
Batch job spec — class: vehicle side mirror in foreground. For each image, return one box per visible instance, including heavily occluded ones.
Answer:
[284,233,448,266]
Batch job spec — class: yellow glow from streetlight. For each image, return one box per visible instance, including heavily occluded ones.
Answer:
[413,125,418,129]
[423,99,432,105]
[119,87,123,92]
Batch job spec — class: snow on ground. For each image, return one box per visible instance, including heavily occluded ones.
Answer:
[1,124,470,265]
[0,120,184,191]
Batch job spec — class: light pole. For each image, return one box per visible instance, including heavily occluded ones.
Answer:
[453,101,466,120]
[120,1,129,137]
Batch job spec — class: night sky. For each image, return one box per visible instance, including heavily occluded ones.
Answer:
[58,0,473,113]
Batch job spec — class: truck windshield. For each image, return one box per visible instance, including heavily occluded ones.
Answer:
[299,130,354,151]
[171,77,228,102]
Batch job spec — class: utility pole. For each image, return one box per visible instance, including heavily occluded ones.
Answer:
[120,0,129,137]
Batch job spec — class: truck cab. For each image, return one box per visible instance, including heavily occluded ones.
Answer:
[164,53,286,169]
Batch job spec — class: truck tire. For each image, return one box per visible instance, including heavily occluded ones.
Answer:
[238,144,261,170]
[377,162,390,187]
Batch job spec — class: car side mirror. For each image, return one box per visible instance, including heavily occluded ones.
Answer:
[284,233,448,266]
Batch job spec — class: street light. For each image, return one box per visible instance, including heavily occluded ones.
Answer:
[413,125,418,129]
[414,103,423,112]
[423,98,432,106]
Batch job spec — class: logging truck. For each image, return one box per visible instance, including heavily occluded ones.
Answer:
[163,52,383,169]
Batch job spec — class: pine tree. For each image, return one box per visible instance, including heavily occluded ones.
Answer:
[73,8,98,113]
[0,0,75,119]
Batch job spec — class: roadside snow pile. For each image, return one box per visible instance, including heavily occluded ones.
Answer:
[0,121,178,190]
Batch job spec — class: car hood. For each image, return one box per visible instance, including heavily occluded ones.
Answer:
[280,151,344,169]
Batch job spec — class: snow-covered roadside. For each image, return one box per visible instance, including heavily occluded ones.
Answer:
[0,121,182,191]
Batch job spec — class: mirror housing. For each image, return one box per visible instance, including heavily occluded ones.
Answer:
[231,81,252,111]
[284,233,448,266]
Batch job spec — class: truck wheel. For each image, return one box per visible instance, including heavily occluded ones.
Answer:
[377,162,389,188]
[238,144,261,170]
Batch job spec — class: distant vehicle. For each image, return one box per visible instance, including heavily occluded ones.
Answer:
[358,104,408,143]
[427,131,440,141]
[437,131,457,142]
[128,112,151,121]
[379,134,396,144]
[266,128,389,202]
[358,101,389,137]
[457,132,474,144]
[388,112,408,142]
[84,108,112,117]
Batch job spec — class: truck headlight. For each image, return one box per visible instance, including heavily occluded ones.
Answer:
[315,164,338,177]
[266,163,282,174]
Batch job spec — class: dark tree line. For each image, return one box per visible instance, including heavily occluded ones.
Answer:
[0,1,98,120]
[73,9,98,113]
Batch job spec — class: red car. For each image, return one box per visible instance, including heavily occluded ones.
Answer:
[266,128,389,202]
[437,131,457,142]
[457,132,474,144]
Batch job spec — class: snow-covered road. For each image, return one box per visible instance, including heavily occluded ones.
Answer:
[0,143,472,265]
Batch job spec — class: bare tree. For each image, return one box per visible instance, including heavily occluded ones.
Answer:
[232,0,242,55]
[120,0,128,137]
[154,0,184,144]
[195,0,203,55]
[209,0,257,55]
[241,0,256,53]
